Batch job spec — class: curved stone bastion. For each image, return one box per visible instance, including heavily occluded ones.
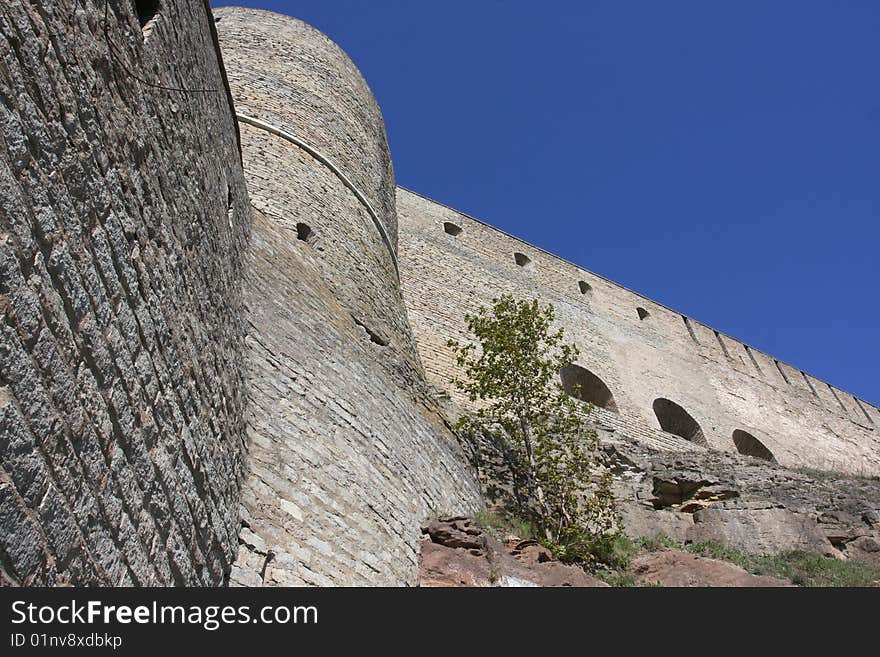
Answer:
[214,7,482,587]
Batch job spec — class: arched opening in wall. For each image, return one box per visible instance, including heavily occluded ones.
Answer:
[133,0,160,32]
[637,307,650,320]
[296,222,315,245]
[732,430,776,463]
[652,398,707,445]
[560,365,618,412]
[443,222,462,236]
[578,280,592,295]
[513,252,533,270]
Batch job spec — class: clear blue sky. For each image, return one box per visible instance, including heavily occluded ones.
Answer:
[214,1,880,407]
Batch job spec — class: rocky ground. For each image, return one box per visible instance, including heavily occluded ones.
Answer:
[418,515,794,587]
[420,432,880,586]
[627,549,791,587]
[419,516,608,587]
[606,433,880,566]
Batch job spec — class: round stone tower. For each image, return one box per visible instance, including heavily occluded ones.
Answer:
[214,7,482,586]
[215,7,416,360]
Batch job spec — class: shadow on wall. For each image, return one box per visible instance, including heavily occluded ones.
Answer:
[653,398,708,446]
[733,429,777,462]
[513,252,533,271]
[443,221,462,236]
[560,365,618,412]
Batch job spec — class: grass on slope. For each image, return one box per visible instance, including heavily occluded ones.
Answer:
[474,511,880,587]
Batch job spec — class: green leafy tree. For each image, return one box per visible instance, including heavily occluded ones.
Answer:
[447,295,618,547]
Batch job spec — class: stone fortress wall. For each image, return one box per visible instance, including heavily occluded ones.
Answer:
[396,189,880,477]
[0,0,250,585]
[213,7,482,587]
[2,1,877,588]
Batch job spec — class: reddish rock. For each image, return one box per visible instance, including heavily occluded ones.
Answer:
[423,517,485,550]
[419,540,494,587]
[508,539,553,566]
[630,549,792,587]
[418,517,608,587]
[521,560,609,587]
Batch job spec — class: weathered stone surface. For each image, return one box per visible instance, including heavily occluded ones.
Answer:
[517,559,608,587]
[0,0,248,585]
[510,540,554,566]
[606,436,880,561]
[618,504,694,544]
[423,517,485,550]
[817,511,872,548]
[419,540,494,587]
[216,9,482,587]
[845,536,880,567]
[631,550,792,587]
[688,508,835,557]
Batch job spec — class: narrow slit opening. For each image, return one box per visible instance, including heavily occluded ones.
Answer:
[774,360,791,385]
[133,0,161,33]
[744,345,762,373]
[827,384,848,412]
[683,316,699,343]
[801,372,819,398]
[353,316,389,347]
[853,397,874,425]
[714,331,731,359]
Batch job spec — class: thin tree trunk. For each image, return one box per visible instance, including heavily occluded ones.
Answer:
[519,416,553,541]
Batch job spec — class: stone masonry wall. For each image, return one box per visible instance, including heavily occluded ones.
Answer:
[6,0,871,590]
[0,0,249,585]
[397,188,880,476]
[215,8,482,586]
